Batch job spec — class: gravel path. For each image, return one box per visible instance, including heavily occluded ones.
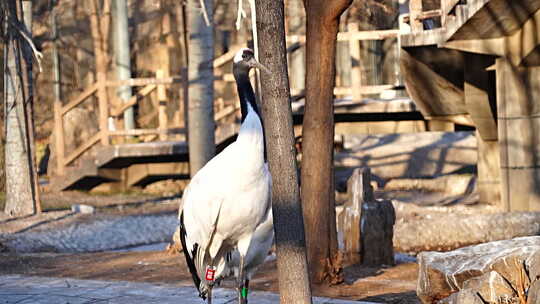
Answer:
[1,214,177,253]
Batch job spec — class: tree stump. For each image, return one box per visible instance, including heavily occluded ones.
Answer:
[338,168,395,266]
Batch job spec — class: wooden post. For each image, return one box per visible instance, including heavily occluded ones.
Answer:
[157,69,168,141]
[349,23,362,101]
[89,0,110,146]
[338,168,371,264]
[496,58,540,211]
[409,0,423,32]
[463,53,501,208]
[53,102,65,175]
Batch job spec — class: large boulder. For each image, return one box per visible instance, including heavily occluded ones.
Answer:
[417,236,540,303]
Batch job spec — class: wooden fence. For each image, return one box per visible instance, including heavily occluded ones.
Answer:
[53,27,403,176]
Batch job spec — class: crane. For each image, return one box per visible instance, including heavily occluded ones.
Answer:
[179,48,272,304]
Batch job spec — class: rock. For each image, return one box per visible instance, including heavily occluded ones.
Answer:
[337,168,395,266]
[528,279,540,304]
[361,199,395,266]
[438,289,484,304]
[142,179,186,196]
[417,236,540,303]
[395,212,540,253]
[71,204,95,214]
[462,271,516,303]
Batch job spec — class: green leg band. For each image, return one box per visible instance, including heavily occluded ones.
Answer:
[241,287,248,298]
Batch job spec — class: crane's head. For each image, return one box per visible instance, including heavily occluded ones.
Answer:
[233,48,270,75]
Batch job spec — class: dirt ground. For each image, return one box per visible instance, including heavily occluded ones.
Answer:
[0,190,420,303]
[3,187,472,303]
[0,250,419,303]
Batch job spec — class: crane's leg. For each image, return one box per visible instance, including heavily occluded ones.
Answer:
[237,255,246,304]
[244,280,250,304]
[207,286,213,304]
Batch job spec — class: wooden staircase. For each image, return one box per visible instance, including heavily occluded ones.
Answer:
[52,122,240,191]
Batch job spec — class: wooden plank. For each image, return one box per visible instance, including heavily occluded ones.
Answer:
[105,76,181,87]
[214,46,243,68]
[442,37,504,56]
[108,128,185,136]
[53,100,65,175]
[334,84,396,96]
[476,133,501,207]
[157,69,168,141]
[426,114,474,126]
[61,83,98,115]
[349,23,363,101]
[463,53,497,140]
[409,0,424,32]
[111,84,157,117]
[214,103,240,121]
[286,29,400,44]
[64,131,102,166]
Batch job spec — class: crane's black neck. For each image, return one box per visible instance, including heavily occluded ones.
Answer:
[233,67,261,122]
[233,65,267,162]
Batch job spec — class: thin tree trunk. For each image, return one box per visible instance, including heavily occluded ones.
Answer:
[88,0,110,146]
[186,0,215,176]
[113,0,134,131]
[301,0,352,284]
[285,0,305,93]
[4,0,36,216]
[255,1,312,303]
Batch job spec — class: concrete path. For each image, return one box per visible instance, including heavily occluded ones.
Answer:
[0,275,376,304]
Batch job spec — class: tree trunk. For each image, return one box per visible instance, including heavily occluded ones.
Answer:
[301,0,352,284]
[285,0,305,94]
[255,0,313,303]
[3,0,37,217]
[186,0,215,176]
[113,0,134,131]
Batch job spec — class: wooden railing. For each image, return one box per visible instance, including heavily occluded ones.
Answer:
[402,0,464,33]
[54,27,405,176]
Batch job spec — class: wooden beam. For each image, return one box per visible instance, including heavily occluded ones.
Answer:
[108,128,185,136]
[333,84,396,96]
[349,23,363,101]
[105,76,181,87]
[286,29,400,44]
[60,83,98,115]
[409,0,424,32]
[157,69,168,141]
[53,99,65,175]
[214,103,240,121]
[214,45,243,68]
[111,84,157,117]
[64,131,102,166]
[425,114,475,126]
[442,37,505,56]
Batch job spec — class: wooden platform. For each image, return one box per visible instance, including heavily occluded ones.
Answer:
[51,97,423,191]
[399,0,540,211]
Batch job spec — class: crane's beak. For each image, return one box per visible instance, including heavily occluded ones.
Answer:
[248,58,270,75]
